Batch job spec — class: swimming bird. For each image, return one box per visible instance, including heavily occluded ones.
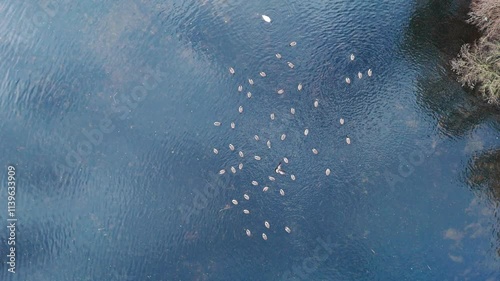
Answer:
[247,92,252,98]
[275,162,286,175]
[367,69,372,76]
[260,71,266,77]
[340,118,344,125]
[229,67,235,74]
[263,186,269,192]
[290,108,295,114]
[246,229,252,237]
[252,181,259,186]
[254,135,260,141]
[280,189,285,196]
[239,106,243,113]
[230,122,235,129]
[358,72,362,79]
[219,169,226,175]
[214,121,221,126]
[248,79,254,85]
[213,148,219,154]
[265,221,270,228]
[267,140,271,148]
[243,209,250,214]
[277,89,284,95]
[312,148,318,154]
[326,168,331,176]
[262,233,268,240]
[281,134,286,141]
[298,83,303,91]
[304,129,309,136]
[345,77,351,84]
[229,144,235,151]
[230,166,236,173]
[314,99,319,108]
[262,15,271,23]
[239,163,243,170]
[350,54,355,61]
[239,151,244,157]
[238,85,243,92]
[287,62,295,68]
[244,194,250,200]
[270,113,275,120]
[285,226,291,233]
[290,174,296,181]
[269,176,276,181]
[254,155,261,160]
[346,137,351,144]
[289,41,297,47]
[232,199,238,205]
[283,157,289,164]
[276,53,282,59]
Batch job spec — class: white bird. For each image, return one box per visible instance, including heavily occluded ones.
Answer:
[230,166,236,173]
[246,229,252,237]
[239,151,244,158]
[304,129,309,136]
[219,169,226,175]
[263,186,269,192]
[346,77,351,84]
[243,209,250,214]
[262,233,268,240]
[350,54,355,61]
[312,148,318,154]
[290,108,295,115]
[283,157,289,164]
[346,137,351,144]
[298,83,303,91]
[248,78,254,85]
[281,134,286,141]
[229,67,235,74]
[314,99,319,108]
[244,194,250,200]
[262,15,271,23]
[254,135,260,141]
[326,168,331,176]
[270,113,275,120]
[254,155,261,160]
[287,62,295,68]
[269,176,276,181]
[280,189,285,196]
[232,199,238,205]
[340,118,345,125]
[265,221,270,228]
[367,69,373,76]
[260,71,267,77]
[239,106,243,113]
[247,92,252,98]
[252,181,259,186]
[289,41,297,47]
[276,53,282,59]
[277,89,284,95]
[238,163,243,170]
[214,122,221,126]
[290,174,296,181]
[213,148,219,154]
[229,144,235,151]
[230,122,235,129]
[285,226,291,233]
[238,85,243,92]
[267,140,271,148]
[358,72,363,79]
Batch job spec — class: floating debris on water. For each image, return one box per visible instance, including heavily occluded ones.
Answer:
[238,85,243,92]
[265,221,270,228]
[285,226,291,233]
[270,113,275,120]
[368,69,372,76]
[281,134,286,141]
[230,122,235,129]
[346,137,351,144]
[358,72,363,79]
[304,129,309,136]
[252,180,259,186]
[267,140,271,148]
[283,157,289,164]
[262,233,268,240]
[289,41,297,47]
[230,166,236,173]
[214,122,221,126]
[254,155,262,160]
[298,83,302,91]
[229,67,235,74]
[248,78,254,85]
[239,151,244,157]
[244,194,250,200]
[213,148,219,154]
[280,189,285,196]
[243,209,250,214]
[229,144,235,151]
[247,92,252,98]
[312,148,318,154]
[350,54,355,61]
[276,53,282,59]
[340,118,345,125]
[232,199,238,205]
[346,77,351,84]
[262,14,271,23]
[269,176,276,181]
[239,163,243,170]
[287,62,295,68]
[290,108,295,115]
[239,106,243,113]
[254,135,260,141]
[277,89,284,95]
[314,99,319,108]
[260,71,266,77]
[290,174,296,181]
[263,186,269,192]
[326,168,331,176]
[246,229,252,236]
[219,169,226,175]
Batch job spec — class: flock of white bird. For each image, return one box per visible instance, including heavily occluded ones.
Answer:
[212,14,373,241]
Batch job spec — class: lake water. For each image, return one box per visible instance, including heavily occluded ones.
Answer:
[0,0,499,280]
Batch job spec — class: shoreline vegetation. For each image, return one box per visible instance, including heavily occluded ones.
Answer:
[451,0,499,105]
